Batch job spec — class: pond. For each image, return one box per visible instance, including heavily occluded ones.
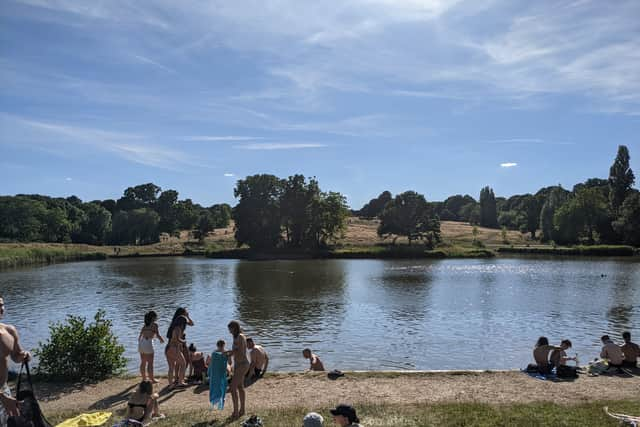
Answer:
[1,257,638,372]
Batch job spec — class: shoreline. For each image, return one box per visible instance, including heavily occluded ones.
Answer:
[30,370,640,425]
[2,243,638,269]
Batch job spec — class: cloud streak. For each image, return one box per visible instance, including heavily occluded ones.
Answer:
[500,162,518,168]
[236,143,327,150]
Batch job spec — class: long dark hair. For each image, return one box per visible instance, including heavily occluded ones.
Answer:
[536,336,549,347]
[144,311,157,327]
[166,307,188,339]
[228,320,241,338]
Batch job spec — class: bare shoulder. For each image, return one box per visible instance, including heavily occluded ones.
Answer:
[0,324,18,337]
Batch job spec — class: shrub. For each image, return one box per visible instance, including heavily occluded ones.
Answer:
[35,310,126,381]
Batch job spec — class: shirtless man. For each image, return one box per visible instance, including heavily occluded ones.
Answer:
[227,320,249,420]
[621,332,640,368]
[601,335,624,368]
[246,338,269,380]
[302,348,325,371]
[0,295,31,424]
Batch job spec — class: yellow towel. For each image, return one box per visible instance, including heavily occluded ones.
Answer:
[55,412,112,427]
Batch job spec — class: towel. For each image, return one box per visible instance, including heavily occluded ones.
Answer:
[209,351,228,410]
[55,412,112,427]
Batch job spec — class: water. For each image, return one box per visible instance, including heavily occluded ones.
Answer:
[1,257,639,372]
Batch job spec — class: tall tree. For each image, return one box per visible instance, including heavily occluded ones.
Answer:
[156,190,179,233]
[479,186,498,228]
[608,145,635,214]
[612,191,640,246]
[281,175,316,247]
[233,174,284,249]
[377,191,440,246]
[357,191,392,218]
[539,186,569,242]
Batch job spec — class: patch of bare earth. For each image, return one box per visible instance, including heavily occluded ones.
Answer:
[38,371,640,417]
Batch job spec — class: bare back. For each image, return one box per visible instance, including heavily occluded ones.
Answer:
[0,324,17,386]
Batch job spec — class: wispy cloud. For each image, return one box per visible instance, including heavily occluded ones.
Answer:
[183,136,264,142]
[487,138,575,146]
[500,162,518,168]
[236,143,327,150]
[65,177,72,181]
[0,114,199,171]
[132,55,175,73]
[223,173,235,177]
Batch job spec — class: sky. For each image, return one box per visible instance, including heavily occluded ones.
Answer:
[1,0,639,208]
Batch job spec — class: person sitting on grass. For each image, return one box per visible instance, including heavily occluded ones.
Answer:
[125,381,164,425]
[601,335,624,370]
[188,343,208,383]
[330,404,362,427]
[246,338,269,381]
[531,336,560,375]
[303,348,325,371]
[550,339,578,378]
[621,332,640,368]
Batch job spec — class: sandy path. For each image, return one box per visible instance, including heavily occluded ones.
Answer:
[36,371,640,415]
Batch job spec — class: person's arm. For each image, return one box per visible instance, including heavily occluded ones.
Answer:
[600,347,607,359]
[185,314,194,326]
[263,352,269,375]
[9,326,30,364]
[154,323,165,344]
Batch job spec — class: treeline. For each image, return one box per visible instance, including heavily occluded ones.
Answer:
[0,183,231,245]
[356,145,639,246]
[233,174,349,249]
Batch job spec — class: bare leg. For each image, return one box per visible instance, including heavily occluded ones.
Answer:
[139,353,146,381]
[147,353,157,383]
[230,386,239,418]
[165,349,175,386]
[238,384,245,416]
[175,352,187,385]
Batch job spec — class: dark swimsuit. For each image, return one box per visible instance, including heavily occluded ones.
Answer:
[127,402,147,422]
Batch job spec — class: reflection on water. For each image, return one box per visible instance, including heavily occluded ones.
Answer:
[0,257,638,372]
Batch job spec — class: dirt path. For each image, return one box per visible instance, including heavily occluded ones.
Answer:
[36,371,640,416]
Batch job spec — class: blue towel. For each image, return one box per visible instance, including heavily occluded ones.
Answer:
[209,351,228,410]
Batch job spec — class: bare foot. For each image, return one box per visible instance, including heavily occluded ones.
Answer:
[151,378,159,384]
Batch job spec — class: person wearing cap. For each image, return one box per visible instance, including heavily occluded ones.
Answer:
[330,404,362,426]
[303,412,324,427]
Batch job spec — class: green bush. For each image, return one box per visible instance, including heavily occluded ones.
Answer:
[35,310,126,381]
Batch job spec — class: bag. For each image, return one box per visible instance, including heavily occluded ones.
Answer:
[556,365,578,379]
[327,369,344,380]
[241,415,263,427]
[7,362,52,427]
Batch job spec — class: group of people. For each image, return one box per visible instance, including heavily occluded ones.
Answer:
[529,332,640,378]
[134,309,327,423]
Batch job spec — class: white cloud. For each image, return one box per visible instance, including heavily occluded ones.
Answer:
[132,55,175,73]
[224,173,235,177]
[65,177,72,181]
[500,162,518,168]
[237,143,327,150]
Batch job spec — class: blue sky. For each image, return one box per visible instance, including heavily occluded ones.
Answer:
[1,0,639,208]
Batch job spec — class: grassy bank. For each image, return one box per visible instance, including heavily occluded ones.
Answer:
[46,400,640,426]
[0,246,106,269]
[497,244,637,257]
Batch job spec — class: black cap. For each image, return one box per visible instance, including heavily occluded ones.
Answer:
[330,404,358,421]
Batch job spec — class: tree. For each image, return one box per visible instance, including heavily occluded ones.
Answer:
[233,174,284,249]
[281,175,316,247]
[194,211,214,241]
[357,191,392,218]
[524,195,542,239]
[72,203,112,244]
[209,204,232,228]
[110,208,160,245]
[609,145,635,215]
[479,186,498,228]
[307,191,349,247]
[539,186,569,242]
[175,199,200,230]
[612,191,640,246]
[156,190,179,233]
[377,191,440,246]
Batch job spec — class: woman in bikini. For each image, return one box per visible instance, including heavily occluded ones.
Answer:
[165,308,194,388]
[227,320,249,420]
[138,311,164,383]
[125,381,163,424]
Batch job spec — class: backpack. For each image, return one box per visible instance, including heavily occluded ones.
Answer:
[556,365,578,379]
[7,362,53,427]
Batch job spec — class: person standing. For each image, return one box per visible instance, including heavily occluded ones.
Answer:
[246,338,269,380]
[0,295,31,425]
[621,332,640,368]
[138,311,164,383]
[227,320,249,420]
[165,308,194,388]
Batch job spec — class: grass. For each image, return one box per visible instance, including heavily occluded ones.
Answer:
[497,245,636,256]
[46,400,640,427]
[0,246,106,269]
